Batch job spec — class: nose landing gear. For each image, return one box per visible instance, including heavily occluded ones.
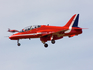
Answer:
[17,39,21,46]
[17,43,21,46]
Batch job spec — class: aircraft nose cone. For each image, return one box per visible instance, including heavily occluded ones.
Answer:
[9,35,18,40]
[9,35,14,40]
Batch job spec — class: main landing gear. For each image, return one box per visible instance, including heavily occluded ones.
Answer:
[17,39,21,46]
[42,42,48,48]
[44,43,48,48]
[42,40,56,48]
[51,40,55,44]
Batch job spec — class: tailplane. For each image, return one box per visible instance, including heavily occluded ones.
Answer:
[64,14,79,27]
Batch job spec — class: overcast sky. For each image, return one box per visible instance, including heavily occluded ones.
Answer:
[0,0,93,70]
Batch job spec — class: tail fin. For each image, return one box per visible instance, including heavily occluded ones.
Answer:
[64,14,79,27]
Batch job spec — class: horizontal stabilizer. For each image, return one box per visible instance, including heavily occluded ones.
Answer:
[72,27,88,30]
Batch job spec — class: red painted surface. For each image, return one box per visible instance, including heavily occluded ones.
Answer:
[9,14,84,43]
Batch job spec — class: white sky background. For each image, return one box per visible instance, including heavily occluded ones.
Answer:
[0,0,93,70]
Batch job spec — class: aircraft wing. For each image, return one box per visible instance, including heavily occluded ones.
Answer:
[40,27,87,37]
[41,28,68,37]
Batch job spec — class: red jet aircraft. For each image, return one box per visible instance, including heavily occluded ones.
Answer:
[8,14,83,48]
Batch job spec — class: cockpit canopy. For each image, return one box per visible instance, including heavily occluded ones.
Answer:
[20,25,41,32]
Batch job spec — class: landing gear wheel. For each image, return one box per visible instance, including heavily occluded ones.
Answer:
[51,40,55,44]
[17,43,21,46]
[44,44,48,48]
